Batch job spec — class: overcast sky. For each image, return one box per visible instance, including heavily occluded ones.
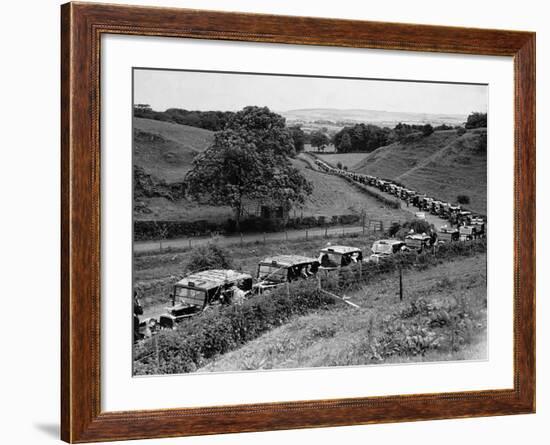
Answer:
[134,69,487,116]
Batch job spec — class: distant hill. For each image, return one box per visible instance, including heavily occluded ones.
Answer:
[353,129,487,214]
[281,108,466,128]
[133,117,214,183]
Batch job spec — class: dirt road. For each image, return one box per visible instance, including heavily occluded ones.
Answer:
[134,224,370,253]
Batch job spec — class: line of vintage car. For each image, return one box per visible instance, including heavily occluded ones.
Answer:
[137,232,477,337]
[314,158,486,234]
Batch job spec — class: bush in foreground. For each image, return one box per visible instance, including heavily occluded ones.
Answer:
[187,244,233,272]
[457,194,470,205]
[134,281,335,375]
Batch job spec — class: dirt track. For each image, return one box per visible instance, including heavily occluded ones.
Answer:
[134,194,448,254]
[134,224,369,253]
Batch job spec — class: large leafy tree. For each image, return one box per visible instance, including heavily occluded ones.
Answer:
[465,112,487,129]
[338,132,352,153]
[310,131,329,151]
[288,125,306,154]
[333,123,390,152]
[185,107,312,231]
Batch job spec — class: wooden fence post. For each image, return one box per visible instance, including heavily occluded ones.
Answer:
[399,267,403,301]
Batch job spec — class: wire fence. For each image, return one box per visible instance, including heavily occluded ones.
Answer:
[135,218,405,254]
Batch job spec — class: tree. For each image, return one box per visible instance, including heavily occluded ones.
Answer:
[187,244,233,272]
[226,106,296,157]
[333,124,390,152]
[185,107,312,231]
[422,124,434,137]
[310,131,329,151]
[339,132,352,152]
[288,126,306,154]
[465,112,487,129]
[186,130,262,231]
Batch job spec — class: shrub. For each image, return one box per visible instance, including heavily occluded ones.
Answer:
[422,124,434,137]
[337,161,343,169]
[465,112,487,129]
[387,222,401,237]
[338,214,360,225]
[187,244,233,272]
[476,132,487,153]
[457,194,470,205]
[456,127,467,136]
[134,281,336,375]
[323,239,486,292]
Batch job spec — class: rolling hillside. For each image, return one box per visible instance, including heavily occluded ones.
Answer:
[290,157,412,220]
[353,129,487,214]
[134,117,214,183]
[133,118,410,223]
[314,152,371,169]
[281,108,466,128]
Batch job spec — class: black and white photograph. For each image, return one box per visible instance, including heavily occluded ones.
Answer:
[132,68,488,376]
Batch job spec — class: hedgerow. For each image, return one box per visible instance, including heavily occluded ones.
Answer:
[134,238,486,374]
[322,238,486,290]
[134,281,335,375]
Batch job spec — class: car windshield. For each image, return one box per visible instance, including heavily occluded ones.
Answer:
[174,286,206,307]
[319,253,342,267]
[258,265,287,282]
[372,242,393,254]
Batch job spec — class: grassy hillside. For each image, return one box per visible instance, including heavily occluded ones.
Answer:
[134,117,214,183]
[201,254,487,372]
[353,129,487,214]
[314,152,370,170]
[290,157,412,220]
[133,117,413,223]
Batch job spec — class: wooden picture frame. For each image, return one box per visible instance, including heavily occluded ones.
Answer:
[61,2,535,442]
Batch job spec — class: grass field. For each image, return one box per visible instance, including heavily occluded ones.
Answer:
[201,254,487,372]
[290,157,412,219]
[313,152,370,170]
[135,127,412,223]
[134,117,214,183]
[354,129,487,214]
